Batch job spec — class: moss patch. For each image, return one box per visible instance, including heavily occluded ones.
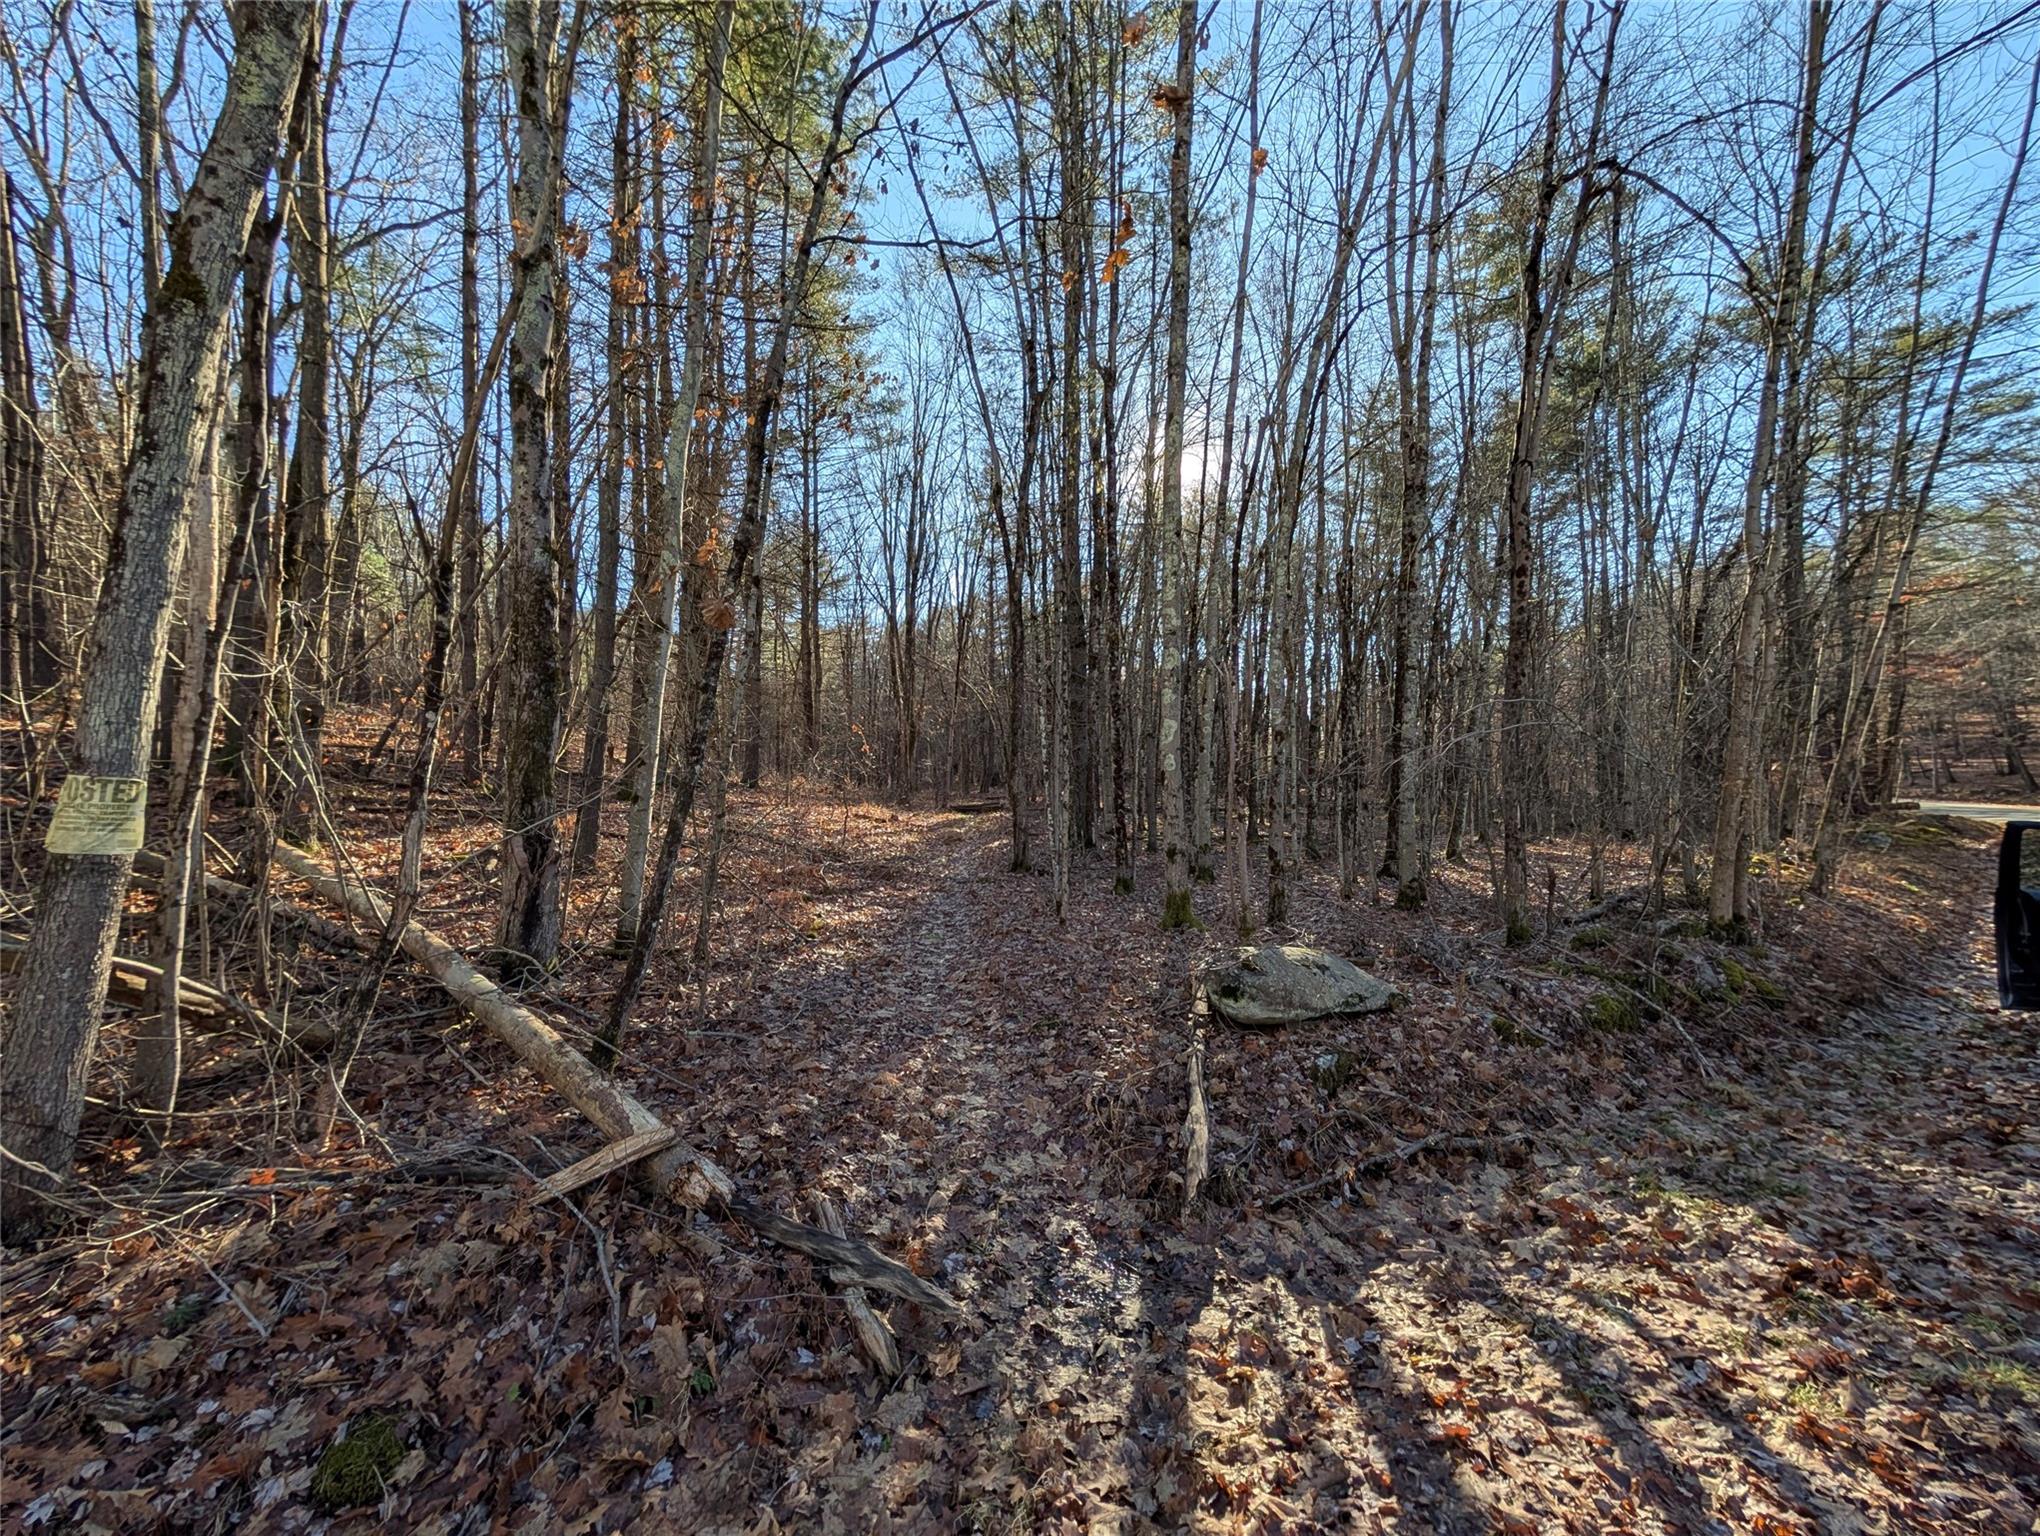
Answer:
[310,1415,405,1512]
[1582,991,1639,1032]
[1718,955,1786,1005]
[1160,887,1202,930]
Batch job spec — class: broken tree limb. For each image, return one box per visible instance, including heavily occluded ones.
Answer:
[812,1193,901,1376]
[0,932,331,1048]
[271,844,958,1316]
[733,1196,958,1314]
[532,1126,678,1204]
[1183,987,1210,1213]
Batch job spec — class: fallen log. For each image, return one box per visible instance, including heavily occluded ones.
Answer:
[812,1193,901,1376]
[130,849,361,953]
[271,844,957,1316]
[0,932,332,1049]
[1182,988,1210,1213]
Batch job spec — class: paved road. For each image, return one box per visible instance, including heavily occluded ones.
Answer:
[1913,798,2040,824]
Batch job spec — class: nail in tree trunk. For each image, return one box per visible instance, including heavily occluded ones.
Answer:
[0,0,314,1236]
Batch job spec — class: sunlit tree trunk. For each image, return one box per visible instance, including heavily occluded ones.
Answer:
[1500,0,1618,943]
[1384,6,1452,910]
[456,0,486,783]
[0,168,55,699]
[1811,41,2035,888]
[604,0,912,1055]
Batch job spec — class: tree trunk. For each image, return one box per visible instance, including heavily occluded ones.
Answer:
[572,32,638,877]
[495,0,573,978]
[1708,0,1827,931]
[1500,0,1618,943]
[457,0,486,783]
[280,10,333,838]
[1,1,314,1235]
[0,168,55,699]
[604,3,918,1056]
[1158,0,1196,930]
[616,0,731,947]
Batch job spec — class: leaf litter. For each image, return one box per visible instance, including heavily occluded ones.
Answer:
[2,786,2035,1534]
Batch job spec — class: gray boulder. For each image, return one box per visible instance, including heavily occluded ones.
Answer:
[1200,944,1395,1028]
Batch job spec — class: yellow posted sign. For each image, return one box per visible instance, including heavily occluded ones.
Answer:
[45,775,148,855]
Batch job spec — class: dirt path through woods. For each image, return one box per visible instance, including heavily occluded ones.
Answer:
[655,811,2038,1534]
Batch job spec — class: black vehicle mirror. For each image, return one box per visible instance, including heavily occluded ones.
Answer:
[1998,821,2040,1011]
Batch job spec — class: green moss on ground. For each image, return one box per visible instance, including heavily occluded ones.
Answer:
[1583,991,1638,1032]
[310,1415,405,1511]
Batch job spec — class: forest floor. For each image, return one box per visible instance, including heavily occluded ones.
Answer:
[3,752,2037,1535]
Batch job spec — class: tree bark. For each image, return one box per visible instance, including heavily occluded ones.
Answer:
[1158,0,1197,930]
[0,168,55,699]
[456,0,486,783]
[604,0,945,1055]
[1500,0,1619,943]
[496,0,572,978]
